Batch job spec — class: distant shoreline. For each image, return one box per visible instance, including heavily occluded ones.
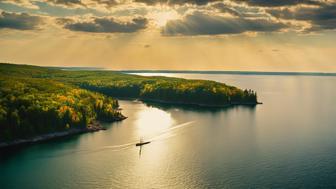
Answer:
[120,70,336,77]
[5,63,336,76]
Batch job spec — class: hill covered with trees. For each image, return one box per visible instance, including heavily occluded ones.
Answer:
[0,63,259,144]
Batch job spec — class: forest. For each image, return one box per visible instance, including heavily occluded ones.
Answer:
[0,65,124,142]
[0,63,258,142]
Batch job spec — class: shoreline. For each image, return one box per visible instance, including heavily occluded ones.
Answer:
[0,98,259,149]
[0,119,126,149]
[142,98,262,108]
[117,97,262,108]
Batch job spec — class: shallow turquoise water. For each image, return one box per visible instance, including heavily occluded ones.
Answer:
[1,73,336,188]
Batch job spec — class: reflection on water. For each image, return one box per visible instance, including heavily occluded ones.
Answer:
[143,100,257,113]
[135,106,175,138]
[1,74,336,188]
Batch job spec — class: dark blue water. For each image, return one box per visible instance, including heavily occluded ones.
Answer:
[1,73,336,188]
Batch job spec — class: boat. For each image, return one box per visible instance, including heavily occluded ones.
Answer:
[136,138,151,146]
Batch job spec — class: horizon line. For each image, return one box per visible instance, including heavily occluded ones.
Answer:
[2,63,336,76]
[118,70,336,76]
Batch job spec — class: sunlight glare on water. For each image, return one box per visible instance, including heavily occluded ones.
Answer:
[135,106,175,139]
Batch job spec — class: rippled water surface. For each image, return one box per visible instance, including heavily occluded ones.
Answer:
[1,73,336,188]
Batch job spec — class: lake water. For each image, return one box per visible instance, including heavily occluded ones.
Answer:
[1,73,336,188]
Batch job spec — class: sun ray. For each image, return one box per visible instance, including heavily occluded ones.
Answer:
[150,7,180,27]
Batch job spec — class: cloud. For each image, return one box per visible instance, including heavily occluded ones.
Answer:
[235,0,324,7]
[0,0,39,9]
[1,0,335,35]
[58,16,148,33]
[212,2,268,18]
[134,0,221,6]
[45,0,121,8]
[0,0,122,10]
[267,2,336,31]
[162,11,287,35]
[46,0,85,6]
[0,11,44,30]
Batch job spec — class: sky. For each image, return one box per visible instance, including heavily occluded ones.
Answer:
[0,0,335,72]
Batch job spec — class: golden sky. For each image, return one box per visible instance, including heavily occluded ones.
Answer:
[0,0,335,72]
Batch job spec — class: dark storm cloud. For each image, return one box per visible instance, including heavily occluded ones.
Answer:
[58,16,148,33]
[267,2,336,30]
[162,11,287,35]
[234,0,324,7]
[0,11,44,30]
[134,0,221,6]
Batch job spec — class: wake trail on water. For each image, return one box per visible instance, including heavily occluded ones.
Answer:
[147,121,195,142]
[101,121,195,150]
[40,121,195,158]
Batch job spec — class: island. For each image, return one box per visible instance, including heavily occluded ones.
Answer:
[0,63,260,148]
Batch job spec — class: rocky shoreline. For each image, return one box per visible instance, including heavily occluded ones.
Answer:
[0,119,125,149]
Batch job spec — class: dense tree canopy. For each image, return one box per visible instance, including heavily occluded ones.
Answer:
[0,72,123,141]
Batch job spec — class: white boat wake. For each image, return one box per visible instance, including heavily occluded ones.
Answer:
[101,121,195,150]
[41,121,195,158]
[147,121,195,142]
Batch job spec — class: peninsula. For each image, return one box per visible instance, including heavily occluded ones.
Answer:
[0,63,259,148]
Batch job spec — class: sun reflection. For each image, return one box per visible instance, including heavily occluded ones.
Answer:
[135,106,175,138]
